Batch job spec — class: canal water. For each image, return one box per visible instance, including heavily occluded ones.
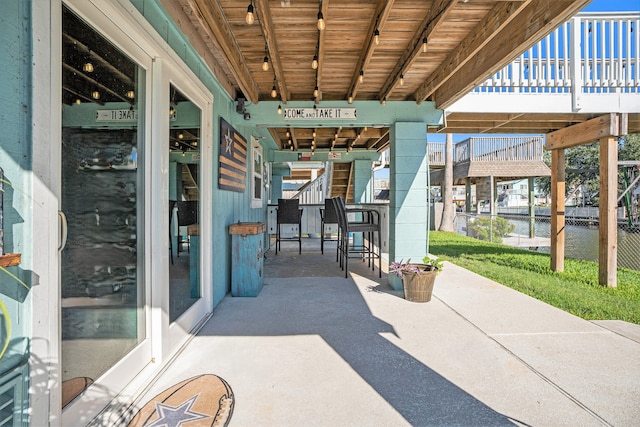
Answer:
[457,216,640,272]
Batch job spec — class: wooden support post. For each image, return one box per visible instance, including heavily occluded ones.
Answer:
[489,175,495,216]
[599,137,618,287]
[550,149,565,272]
[528,177,535,239]
[465,178,472,213]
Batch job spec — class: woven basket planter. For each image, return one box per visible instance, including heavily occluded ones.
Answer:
[401,264,438,303]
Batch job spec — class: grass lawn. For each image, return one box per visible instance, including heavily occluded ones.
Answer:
[429,231,640,325]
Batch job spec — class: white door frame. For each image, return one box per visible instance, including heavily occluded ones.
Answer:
[31,0,214,424]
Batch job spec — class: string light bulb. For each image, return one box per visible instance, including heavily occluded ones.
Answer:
[277,104,282,114]
[83,62,94,73]
[400,74,404,86]
[92,91,100,100]
[422,37,428,53]
[262,56,270,71]
[271,84,277,98]
[126,90,135,99]
[358,70,364,84]
[317,11,325,30]
[311,54,318,70]
[246,3,255,25]
[313,85,319,98]
[75,98,81,104]
[348,95,353,104]
[374,29,380,46]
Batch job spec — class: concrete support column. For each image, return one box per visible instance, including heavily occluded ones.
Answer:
[388,122,428,290]
[271,175,284,202]
[353,160,374,203]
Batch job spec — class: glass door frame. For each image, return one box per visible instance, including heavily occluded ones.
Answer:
[58,1,155,424]
[46,0,214,424]
[155,61,214,353]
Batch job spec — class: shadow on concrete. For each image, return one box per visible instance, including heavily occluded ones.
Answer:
[198,244,517,426]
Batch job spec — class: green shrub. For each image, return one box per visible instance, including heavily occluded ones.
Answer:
[468,216,515,243]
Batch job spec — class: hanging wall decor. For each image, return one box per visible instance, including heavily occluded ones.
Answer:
[218,117,247,193]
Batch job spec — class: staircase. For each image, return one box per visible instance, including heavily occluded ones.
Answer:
[181,164,199,200]
[329,162,354,203]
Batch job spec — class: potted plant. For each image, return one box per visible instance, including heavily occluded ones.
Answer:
[389,257,443,303]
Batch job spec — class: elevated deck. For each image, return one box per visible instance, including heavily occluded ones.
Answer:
[429,136,550,185]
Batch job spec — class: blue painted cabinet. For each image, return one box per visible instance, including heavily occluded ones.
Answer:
[230,222,265,297]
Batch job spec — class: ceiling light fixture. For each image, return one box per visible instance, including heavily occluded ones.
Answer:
[317,10,325,30]
[246,2,255,25]
[399,74,404,86]
[374,28,380,46]
[422,36,428,53]
[83,62,94,73]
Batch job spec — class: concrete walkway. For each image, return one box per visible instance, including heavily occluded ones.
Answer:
[133,239,640,426]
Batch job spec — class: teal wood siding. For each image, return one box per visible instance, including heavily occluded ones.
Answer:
[129,0,268,306]
[0,0,33,424]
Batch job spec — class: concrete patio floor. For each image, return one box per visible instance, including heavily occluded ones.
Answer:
[131,238,640,426]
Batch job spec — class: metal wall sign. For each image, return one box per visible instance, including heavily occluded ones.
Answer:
[96,109,138,122]
[283,108,356,120]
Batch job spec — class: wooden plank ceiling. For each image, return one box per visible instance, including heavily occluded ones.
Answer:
[161,0,593,150]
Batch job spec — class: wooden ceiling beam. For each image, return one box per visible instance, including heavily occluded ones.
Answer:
[431,0,591,109]
[546,113,627,150]
[316,0,329,103]
[290,127,299,150]
[62,85,105,106]
[255,0,289,103]
[446,112,597,123]
[414,0,532,104]
[188,0,259,103]
[268,128,283,149]
[62,63,130,103]
[158,0,237,98]
[479,113,525,133]
[346,0,395,102]
[378,0,456,103]
[368,129,389,149]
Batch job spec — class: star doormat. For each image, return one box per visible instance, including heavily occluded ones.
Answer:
[127,374,235,427]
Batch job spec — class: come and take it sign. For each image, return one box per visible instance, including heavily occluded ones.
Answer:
[283,108,356,120]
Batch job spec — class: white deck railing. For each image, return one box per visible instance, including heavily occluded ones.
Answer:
[428,136,545,166]
[475,12,639,95]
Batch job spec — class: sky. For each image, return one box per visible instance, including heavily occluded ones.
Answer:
[582,0,639,12]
